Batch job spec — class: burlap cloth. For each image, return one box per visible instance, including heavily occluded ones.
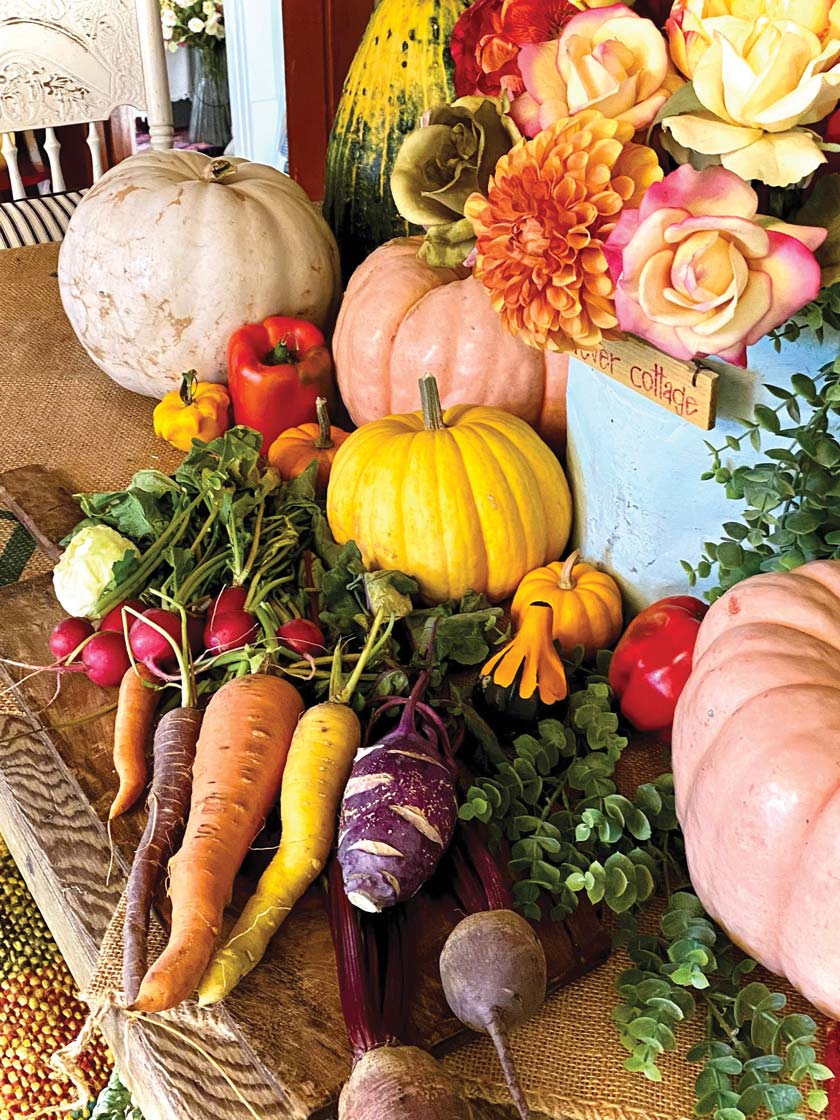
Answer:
[0,241,827,1120]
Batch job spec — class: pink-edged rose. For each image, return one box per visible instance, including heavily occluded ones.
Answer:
[604,165,826,365]
[510,3,682,136]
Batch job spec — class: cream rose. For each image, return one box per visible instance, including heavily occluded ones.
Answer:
[604,164,825,364]
[510,3,683,136]
[664,0,840,185]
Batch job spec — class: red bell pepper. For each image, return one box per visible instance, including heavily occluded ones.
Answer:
[608,595,708,736]
[227,316,335,451]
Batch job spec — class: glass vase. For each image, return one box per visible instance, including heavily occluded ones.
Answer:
[189,43,231,149]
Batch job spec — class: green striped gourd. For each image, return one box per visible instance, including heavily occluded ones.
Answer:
[323,0,470,280]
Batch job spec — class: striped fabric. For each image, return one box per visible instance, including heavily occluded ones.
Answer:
[0,190,86,250]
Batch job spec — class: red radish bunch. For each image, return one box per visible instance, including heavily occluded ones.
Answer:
[99,599,146,633]
[49,617,93,660]
[203,587,258,654]
[47,617,130,688]
[82,631,133,687]
[129,608,204,675]
[277,617,325,657]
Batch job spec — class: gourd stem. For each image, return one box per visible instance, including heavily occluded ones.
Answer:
[204,158,236,183]
[419,374,446,431]
[179,370,198,407]
[559,549,581,590]
[314,396,334,450]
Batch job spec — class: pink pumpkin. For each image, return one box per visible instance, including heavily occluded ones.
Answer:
[332,238,568,452]
[672,560,840,1016]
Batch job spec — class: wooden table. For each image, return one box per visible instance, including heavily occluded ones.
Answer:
[0,466,610,1120]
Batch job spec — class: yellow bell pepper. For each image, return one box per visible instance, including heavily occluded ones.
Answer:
[153,372,231,452]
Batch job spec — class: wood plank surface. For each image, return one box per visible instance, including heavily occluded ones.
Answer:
[0,466,610,1119]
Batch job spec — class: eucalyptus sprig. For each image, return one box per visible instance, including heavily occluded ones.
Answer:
[458,668,833,1118]
[459,665,683,920]
[684,353,840,600]
[614,895,832,1118]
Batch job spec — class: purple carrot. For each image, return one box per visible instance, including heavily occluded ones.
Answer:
[122,706,202,1006]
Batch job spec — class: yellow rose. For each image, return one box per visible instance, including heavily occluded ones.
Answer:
[663,0,840,185]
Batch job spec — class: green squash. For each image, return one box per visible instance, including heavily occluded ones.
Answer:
[323,0,470,280]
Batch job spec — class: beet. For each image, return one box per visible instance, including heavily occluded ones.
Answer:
[338,1046,472,1120]
[49,617,94,660]
[439,910,546,1120]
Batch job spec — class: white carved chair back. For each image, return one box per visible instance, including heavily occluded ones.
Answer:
[0,0,173,199]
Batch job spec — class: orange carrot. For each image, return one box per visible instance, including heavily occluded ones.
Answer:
[109,663,160,820]
[131,672,304,1012]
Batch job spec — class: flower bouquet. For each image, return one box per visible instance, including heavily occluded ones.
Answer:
[159,0,230,148]
[386,0,840,609]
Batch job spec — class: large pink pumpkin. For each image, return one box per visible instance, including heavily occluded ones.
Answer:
[332,238,568,451]
[672,560,840,1016]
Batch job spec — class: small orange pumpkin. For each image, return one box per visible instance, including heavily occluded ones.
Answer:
[267,397,349,494]
[511,550,623,660]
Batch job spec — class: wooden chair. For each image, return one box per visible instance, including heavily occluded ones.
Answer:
[0,0,173,200]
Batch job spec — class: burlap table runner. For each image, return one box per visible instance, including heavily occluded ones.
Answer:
[0,241,826,1120]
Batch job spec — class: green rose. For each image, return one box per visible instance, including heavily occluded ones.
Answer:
[391,96,520,267]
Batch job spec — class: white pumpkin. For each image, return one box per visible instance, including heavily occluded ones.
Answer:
[58,151,341,398]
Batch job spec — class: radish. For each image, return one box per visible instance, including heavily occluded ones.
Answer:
[98,599,145,633]
[82,631,132,688]
[49,617,94,660]
[439,827,546,1120]
[210,586,248,617]
[337,672,458,912]
[277,618,325,657]
[129,608,202,675]
[203,610,258,654]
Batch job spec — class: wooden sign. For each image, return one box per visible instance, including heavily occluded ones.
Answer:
[573,336,719,430]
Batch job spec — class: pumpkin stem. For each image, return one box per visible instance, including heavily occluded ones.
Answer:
[179,370,198,407]
[313,396,334,450]
[559,550,581,590]
[204,158,237,183]
[419,374,446,431]
[264,335,297,366]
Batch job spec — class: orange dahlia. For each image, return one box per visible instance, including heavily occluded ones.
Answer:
[464,109,663,352]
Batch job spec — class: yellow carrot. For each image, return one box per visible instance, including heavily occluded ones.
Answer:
[197,610,393,1006]
[197,701,360,1004]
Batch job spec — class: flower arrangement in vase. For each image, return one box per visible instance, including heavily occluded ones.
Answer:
[386,0,840,608]
[160,1,230,148]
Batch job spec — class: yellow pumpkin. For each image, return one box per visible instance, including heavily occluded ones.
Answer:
[511,550,623,659]
[326,375,572,604]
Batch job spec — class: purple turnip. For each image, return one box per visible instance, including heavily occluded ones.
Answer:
[439,909,546,1120]
[337,673,458,912]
